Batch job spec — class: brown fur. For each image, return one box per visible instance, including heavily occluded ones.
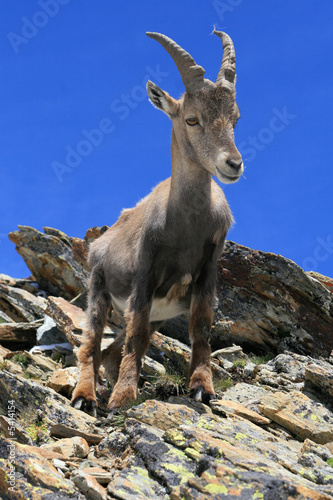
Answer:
[71,31,243,414]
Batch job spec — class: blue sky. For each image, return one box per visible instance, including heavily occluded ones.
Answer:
[1,1,333,279]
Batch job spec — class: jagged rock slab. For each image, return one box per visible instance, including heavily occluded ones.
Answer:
[71,469,108,500]
[5,350,59,373]
[252,352,333,402]
[126,398,208,431]
[0,436,85,499]
[151,331,191,374]
[0,273,41,295]
[210,399,271,425]
[259,390,333,444]
[117,399,333,498]
[127,419,198,491]
[50,423,103,445]
[107,456,169,499]
[77,466,113,485]
[84,225,109,245]
[0,370,96,433]
[220,381,277,404]
[305,362,333,397]
[142,356,166,377]
[0,282,47,322]
[0,320,42,343]
[0,415,33,445]
[8,225,89,299]
[213,241,333,357]
[0,310,13,323]
[45,296,87,346]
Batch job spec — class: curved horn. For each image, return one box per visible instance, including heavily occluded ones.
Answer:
[214,30,236,89]
[146,32,205,88]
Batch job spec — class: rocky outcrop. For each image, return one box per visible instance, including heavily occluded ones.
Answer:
[212,241,333,357]
[1,225,333,498]
[8,226,90,299]
[6,225,333,356]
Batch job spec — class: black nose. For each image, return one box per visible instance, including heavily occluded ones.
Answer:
[226,158,243,173]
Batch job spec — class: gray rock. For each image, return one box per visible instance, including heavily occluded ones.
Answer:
[37,315,68,345]
[243,361,257,378]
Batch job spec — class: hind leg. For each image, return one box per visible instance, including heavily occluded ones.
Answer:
[102,328,126,386]
[71,267,110,416]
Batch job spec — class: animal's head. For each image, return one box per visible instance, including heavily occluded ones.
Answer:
[146,30,243,184]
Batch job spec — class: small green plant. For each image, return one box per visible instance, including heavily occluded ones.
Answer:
[12,353,30,368]
[232,359,247,369]
[52,351,66,365]
[152,368,188,400]
[108,412,126,429]
[25,419,48,442]
[327,458,333,468]
[214,376,233,393]
[250,353,274,365]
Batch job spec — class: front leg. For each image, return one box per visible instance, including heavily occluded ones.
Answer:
[107,305,151,413]
[188,264,217,404]
[71,267,110,416]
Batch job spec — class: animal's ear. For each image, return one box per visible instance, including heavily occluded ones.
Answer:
[146,80,178,117]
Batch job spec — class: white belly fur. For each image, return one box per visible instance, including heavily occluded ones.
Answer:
[111,294,188,322]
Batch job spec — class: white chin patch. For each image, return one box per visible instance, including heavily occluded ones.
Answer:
[215,167,240,184]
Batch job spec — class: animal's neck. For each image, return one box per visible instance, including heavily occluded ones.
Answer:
[169,129,212,215]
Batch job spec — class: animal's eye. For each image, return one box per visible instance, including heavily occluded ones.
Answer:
[186,117,198,126]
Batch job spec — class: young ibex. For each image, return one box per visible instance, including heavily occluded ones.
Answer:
[71,30,243,415]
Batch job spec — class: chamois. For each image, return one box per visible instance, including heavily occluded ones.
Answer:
[71,30,244,415]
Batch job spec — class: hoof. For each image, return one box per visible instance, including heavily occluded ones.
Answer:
[71,397,97,417]
[190,386,216,405]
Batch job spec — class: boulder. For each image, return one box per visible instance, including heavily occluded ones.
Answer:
[8,226,89,299]
[305,362,333,397]
[212,241,333,357]
[47,366,78,396]
[258,390,333,444]
[0,282,46,322]
[0,369,96,433]
[71,470,107,500]
[0,436,84,499]
[0,320,42,344]
[45,296,88,346]
[41,436,90,458]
